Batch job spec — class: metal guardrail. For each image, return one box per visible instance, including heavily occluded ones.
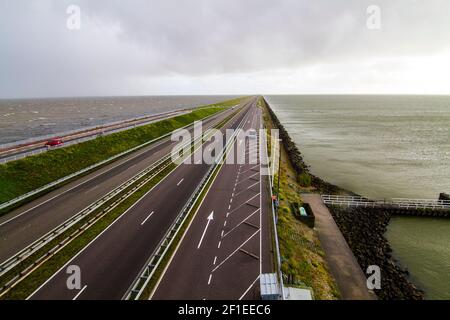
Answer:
[0,110,233,279]
[262,124,284,300]
[0,155,172,279]
[0,110,187,155]
[0,109,229,212]
[125,105,249,300]
[0,161,173,295]
[321,195,450,210]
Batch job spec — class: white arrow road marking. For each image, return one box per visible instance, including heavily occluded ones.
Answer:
[197,211,214,249]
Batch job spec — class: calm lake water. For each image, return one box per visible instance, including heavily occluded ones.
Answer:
[0,95,235,146]
[265,95,450,299]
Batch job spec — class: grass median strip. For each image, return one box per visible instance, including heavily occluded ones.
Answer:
[138,115,242,300]
[0,162,176,300]
[0,104,246,300]
[0,97,248,209]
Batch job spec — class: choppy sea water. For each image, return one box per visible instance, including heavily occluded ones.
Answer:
[0,96,235,146]
[265,95,450,299]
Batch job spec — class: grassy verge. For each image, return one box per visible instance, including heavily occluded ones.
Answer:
[261,99,340,300]
[0,163,175,300]
[0,97,246,207]
[0,106,244,300]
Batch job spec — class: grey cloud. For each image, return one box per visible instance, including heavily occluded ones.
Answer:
[1,0,450,97]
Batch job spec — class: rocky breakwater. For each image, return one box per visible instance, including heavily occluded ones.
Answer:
[327,206,424,300]
[262,98,425,300]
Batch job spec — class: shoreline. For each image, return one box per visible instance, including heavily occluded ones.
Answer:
[263,98,425,300]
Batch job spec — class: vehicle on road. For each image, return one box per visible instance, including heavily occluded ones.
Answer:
[45,138,63,147]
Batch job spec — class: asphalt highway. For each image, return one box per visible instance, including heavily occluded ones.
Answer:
[0,100,249,264]
[152,105,274,300]
[29,98,257,299]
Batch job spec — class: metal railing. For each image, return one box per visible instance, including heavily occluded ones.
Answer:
[262,124,284,300]
[125,104,250,300]
[321,195,450,210]
[0,109,229,212]
[0,109,235,281]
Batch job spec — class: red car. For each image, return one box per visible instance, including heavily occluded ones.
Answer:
[45,138,63,147]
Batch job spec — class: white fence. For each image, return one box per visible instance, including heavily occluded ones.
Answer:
[321,195,450,210]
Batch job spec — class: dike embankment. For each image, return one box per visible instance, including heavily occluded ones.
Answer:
[262,98,429,300]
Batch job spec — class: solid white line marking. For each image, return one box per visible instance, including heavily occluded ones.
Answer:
[239,276,260,300]
[177,178,184,186]
[235,181,260,196]
[197,211,214,249]
[141,211,154,225]
[72,285,87,300]
[212,229,260,273]
[208,274,213,285]
[223,208,260,238]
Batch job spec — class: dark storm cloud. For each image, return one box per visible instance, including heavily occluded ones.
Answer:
[1,0,450,97]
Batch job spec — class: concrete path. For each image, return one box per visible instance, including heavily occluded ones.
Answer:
[302,194,376,300]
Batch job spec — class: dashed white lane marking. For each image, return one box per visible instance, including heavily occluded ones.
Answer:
[239,276,260,300]
[213,256,217,265]
[177,178,184,186]
[208,274,213,285]
[223,221,227,227]
[230,198,233,204]
[228,204,231,210]
[217,241,221,249]
[141,211,154,225]
[72,285,87,300]
[221,230,224,237]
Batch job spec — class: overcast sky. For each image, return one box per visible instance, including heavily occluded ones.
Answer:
[1,0,450,98]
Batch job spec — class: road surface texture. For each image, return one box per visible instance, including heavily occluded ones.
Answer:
[152,105,274,300]
[0,101,248,264]
[301,194,376,300]
[29,98,257,299]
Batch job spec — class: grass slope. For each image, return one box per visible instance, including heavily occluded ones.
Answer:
[0,99,244,205]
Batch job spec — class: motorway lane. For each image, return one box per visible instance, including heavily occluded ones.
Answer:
[0,101,249,264]
[29,99,256,300]
[152,106,274,300]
